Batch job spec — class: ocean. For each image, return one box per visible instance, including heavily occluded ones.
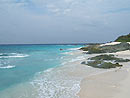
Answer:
[0,44,83,98]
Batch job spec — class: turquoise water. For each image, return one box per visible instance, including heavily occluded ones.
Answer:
[0,44,83,92]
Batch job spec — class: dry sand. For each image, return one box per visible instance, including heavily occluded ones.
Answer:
[78,50,130,98]
[100,42,130,47]
[100,42,121,46]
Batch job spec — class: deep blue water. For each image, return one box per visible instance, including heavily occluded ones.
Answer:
[0,45,83,91]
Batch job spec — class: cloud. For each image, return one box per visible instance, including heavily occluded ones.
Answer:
[0,0,130,43]
[106,7,130,14]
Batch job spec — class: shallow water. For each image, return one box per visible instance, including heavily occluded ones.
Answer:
[0,44,83,98]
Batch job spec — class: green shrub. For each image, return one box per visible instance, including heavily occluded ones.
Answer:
[80,42,130,54]
[115,34,130,42]
[80,45,105,54]
[89,54,130,62]
[83,60,122,69]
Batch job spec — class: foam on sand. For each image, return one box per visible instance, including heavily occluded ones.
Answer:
[31,67,81,98]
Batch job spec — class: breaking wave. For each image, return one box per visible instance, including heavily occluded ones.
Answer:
[0,65,15,69]
[31,68,81,98]
[0,53,29,58]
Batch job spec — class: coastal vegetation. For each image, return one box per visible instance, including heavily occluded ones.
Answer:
[81,54,130,69]
[80,45,105,53]
[115,33,130,42]
[89,54,130,62]
[82,60,122,69]
[80,42,130,54]
[81,34,130,69]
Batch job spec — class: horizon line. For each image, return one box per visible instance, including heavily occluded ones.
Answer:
[0,42,104,45]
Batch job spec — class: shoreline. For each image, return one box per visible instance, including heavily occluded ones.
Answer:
[60,50,121,98]
[0,46,130,98]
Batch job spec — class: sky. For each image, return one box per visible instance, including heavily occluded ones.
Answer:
[0,0,130,44]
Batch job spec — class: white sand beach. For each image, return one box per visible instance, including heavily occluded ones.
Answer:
[77,43,130,98]
[100,42,130,47]
[100,42,121,46]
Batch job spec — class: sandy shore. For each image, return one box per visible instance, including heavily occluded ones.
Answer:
[78,50,130,98]
[100,42,121,46]
[0,45,130,98]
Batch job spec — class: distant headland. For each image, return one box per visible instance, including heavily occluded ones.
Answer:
[115,33,130,42]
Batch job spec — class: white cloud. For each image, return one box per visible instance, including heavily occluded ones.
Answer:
[0,0,130,43]
[63,9,71,14]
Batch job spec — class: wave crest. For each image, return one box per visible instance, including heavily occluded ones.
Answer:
[0,53,29,58]
[0,65,15,69]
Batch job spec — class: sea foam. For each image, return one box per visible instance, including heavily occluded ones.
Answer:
[31,67,81,98]
[0,53,29,58]
[0,65,15,69]
[67,47,82,51]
